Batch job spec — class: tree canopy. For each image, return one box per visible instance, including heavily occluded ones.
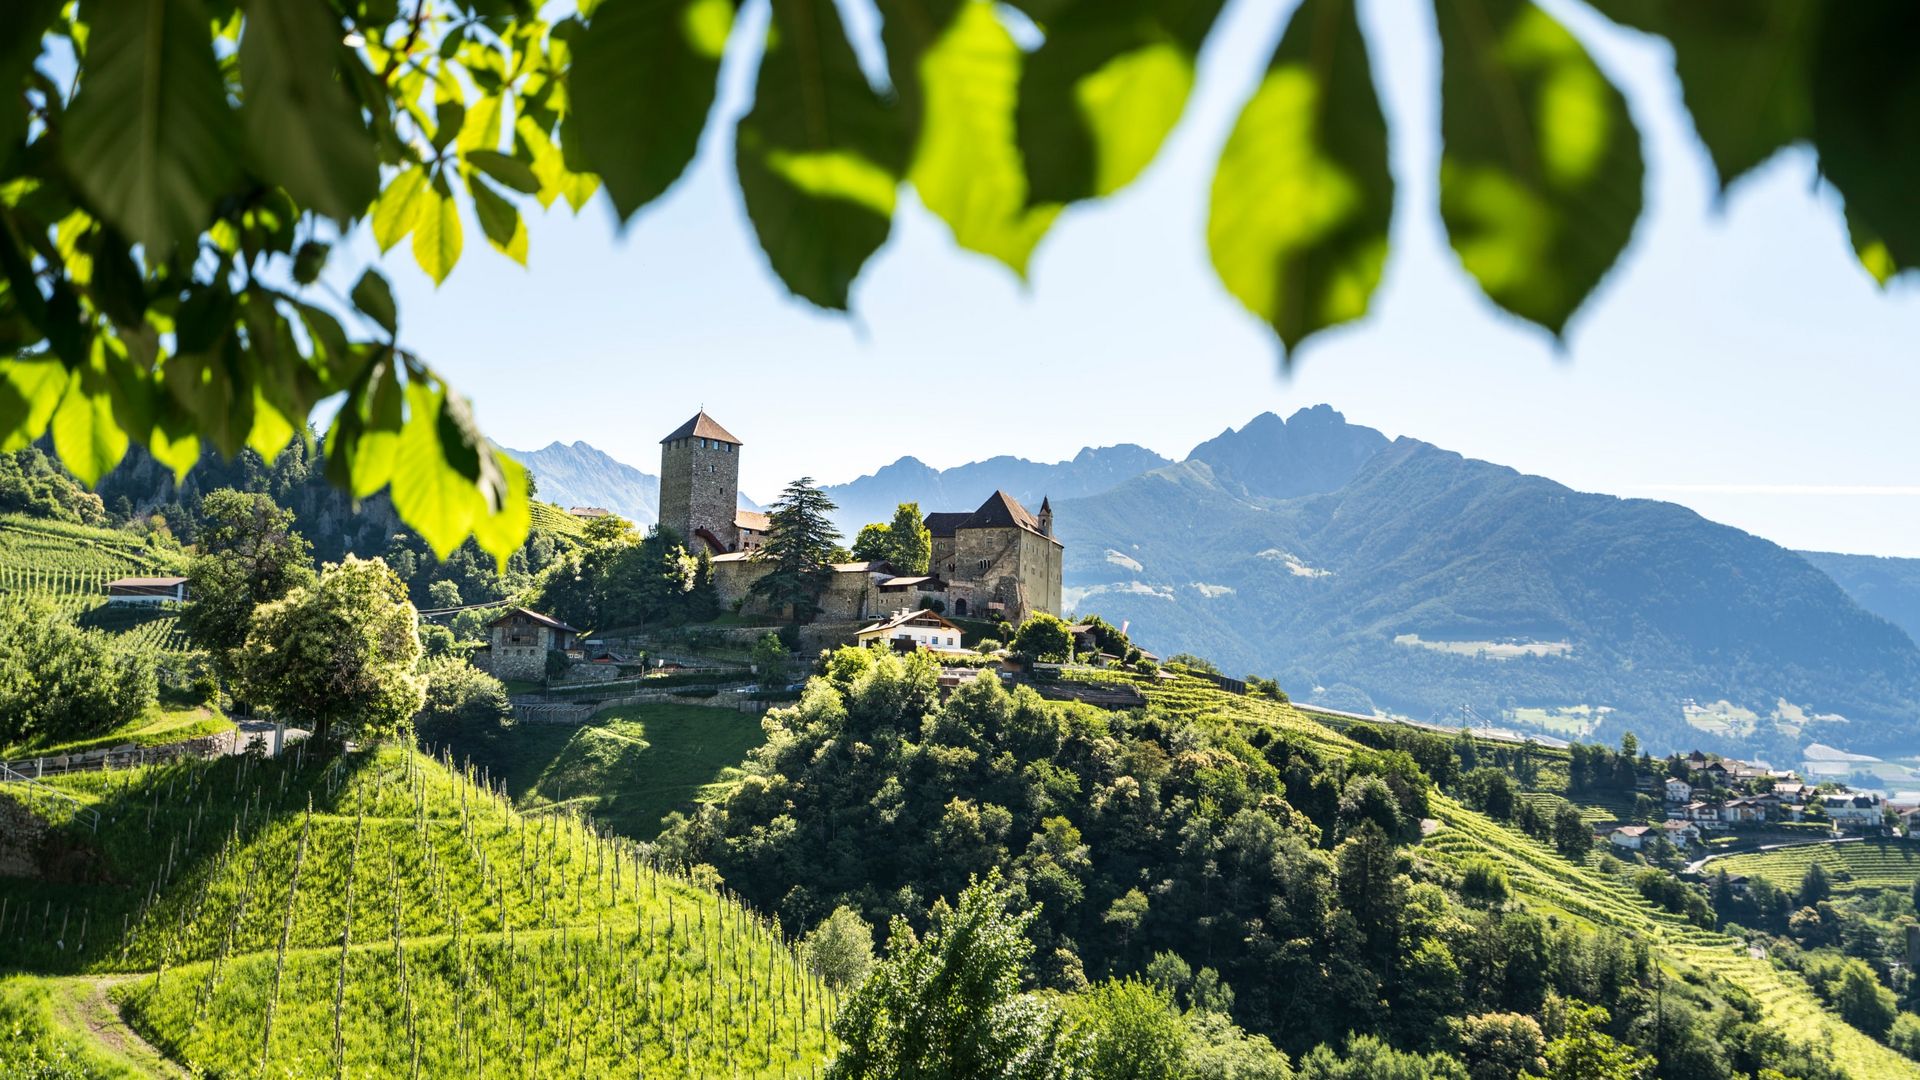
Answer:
[0,1,1911,556]
[236,554,425,743]
[180,488,316,684]
[749,477,841,621]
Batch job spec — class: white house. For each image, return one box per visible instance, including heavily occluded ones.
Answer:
[1828,793,1885,830]
[1664,777,1693,803]
[105,576,188,605]
[856,608,968,653]
[1661,820,1701,845]
[1608,825,1650,851]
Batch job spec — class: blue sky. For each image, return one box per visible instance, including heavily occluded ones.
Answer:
[360,0,1920,557]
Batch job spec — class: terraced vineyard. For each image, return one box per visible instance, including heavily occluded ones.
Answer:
[0,745,833,1077]
[1710,839,1920,897]
[530,501,587,543]
[0,514,180,614]
[1116,675,1920,1080]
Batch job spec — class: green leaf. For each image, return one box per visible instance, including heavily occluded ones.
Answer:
[465,149,542,195]
[1208,0,1392,352]
[0,356,69,452]
[412,174,464,286]
[1015,0,1227,206]
[876,0,965,144]
[50,352,129,486]
[324,353,404,499]
[570,0,735,220]
[389,381,481,558]
[0,0,62,167]
[459,93,504,154]
[238,0,381,222]
[470,451,533,569]
[292,240,331,285]
[1811,3,1920,282]
[1587,0,1817,191]
[468,173,529,265]
[62,0,240,255]
[147,410,201,484]
[517,117,601,212]
[245,384,297,461]
[1435,0,1645,336]
[351,268,398,335]
[372,166,430,253]
[902,2,1059,275]
[736,0,909,309]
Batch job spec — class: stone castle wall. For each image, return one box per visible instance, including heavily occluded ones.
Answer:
[658,437,740,549]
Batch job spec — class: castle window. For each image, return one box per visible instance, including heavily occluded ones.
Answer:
[976,560,989,573]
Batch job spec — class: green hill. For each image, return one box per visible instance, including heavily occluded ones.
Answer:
[0,514,180,614]
[0,744,831,1077]
[448,702,771,839]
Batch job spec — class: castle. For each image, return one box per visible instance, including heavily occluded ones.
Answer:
[658,410,1063,624]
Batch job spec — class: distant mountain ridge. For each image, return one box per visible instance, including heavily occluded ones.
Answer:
[1049,411,1920,756]
[504,441,761,527]
[1799,551,1920,647]
[500,413,1920,756]
[820,444,1171,535]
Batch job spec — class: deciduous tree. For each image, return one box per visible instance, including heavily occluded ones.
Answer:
[180,490,315,684]
[237,555,425,745]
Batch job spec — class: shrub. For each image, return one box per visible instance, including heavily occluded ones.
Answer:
[414,656,513,747]
[0,595,156,747]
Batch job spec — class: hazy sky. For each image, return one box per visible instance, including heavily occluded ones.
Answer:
[355,0,1920,557]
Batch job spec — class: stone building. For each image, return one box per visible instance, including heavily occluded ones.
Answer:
[659,411,745,552]
[481,608,579,681]
[662,411,1062,625]
[925,491,1063,623]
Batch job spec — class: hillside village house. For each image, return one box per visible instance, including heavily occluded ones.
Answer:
[1608,825,1649,851]
[855,609,968,653]
[479,608,580,681]
[658,411,1064,624]
[104,576,188,604]
[1828,793,1886,829]
[1664,777,1693,803]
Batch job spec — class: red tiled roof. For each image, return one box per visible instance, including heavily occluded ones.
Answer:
[660,410,740,445]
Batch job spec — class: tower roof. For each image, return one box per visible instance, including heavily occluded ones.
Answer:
[965,490,1040,532]
[661,410,741,445]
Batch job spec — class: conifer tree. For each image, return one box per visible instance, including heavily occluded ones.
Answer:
[751,478,842,621]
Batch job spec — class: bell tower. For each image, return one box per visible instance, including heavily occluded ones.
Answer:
[658,410,742,552]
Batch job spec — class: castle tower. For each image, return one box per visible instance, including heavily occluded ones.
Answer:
[658,411,742,552]
[1038,496,1053,537]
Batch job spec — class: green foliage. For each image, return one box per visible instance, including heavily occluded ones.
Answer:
[850,503,934,576]
[0,449,105,524]
[1523,1002,1649,1080]
[801,905,876,992]
[0,593,156,747]
[1068,978,1194,1080]
[1802,954,1898,1038]
[1012,612,1074,663]
[1452,1012,1547,1080]
[535,523,715,630]
[751,631,791,683]
[3,0,1910,557]
[828,872,1068,1080]
[180,489,315,684]
[749,478,843,621]
[1209,0,1390,350]
[1296,1034,1467,1080]
[413,655,512,748]
[237,555,425,744]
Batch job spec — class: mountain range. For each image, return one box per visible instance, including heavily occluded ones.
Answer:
[503,441,759,527]
[509,410,1920,757]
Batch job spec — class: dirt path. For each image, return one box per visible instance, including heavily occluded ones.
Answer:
[45,975,187,1078]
